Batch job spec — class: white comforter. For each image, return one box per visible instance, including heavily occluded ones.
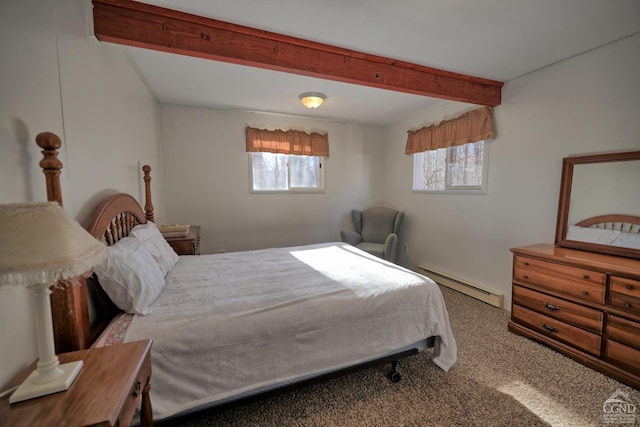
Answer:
[124,242,457,421]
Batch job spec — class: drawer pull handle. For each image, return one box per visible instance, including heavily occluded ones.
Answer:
[625,303,631,309]
[543,302,560,311]
[523,262,530,266]
[582,275,589,280]
[542,323,559,333]
[582,291,588,296]
[523,275,529,279]
[133,380,141,397]
[627,284,634,290]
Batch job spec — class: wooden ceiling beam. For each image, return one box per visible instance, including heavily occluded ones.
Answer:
[92,0,502,106]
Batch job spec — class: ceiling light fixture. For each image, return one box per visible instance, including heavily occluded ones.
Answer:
[299,92,326,109]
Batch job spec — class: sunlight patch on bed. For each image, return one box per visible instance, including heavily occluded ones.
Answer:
[290,244,426,297]
[497,381,591,426]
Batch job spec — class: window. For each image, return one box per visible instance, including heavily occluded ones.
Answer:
[245,127,328,193]
[250,152,323,192]
[412,140,487,193]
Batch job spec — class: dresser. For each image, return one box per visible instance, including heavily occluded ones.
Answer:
[164,225,200,255]
[509,244,640,388]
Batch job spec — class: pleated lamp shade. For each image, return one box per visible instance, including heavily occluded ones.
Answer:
[0,202,105,288]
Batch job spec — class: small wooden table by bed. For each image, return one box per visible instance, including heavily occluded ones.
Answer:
[0,340,153,427]
[164,225,200,255]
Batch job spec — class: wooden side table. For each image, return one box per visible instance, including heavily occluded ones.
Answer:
[164,225,200,255]
[0,340,153,426]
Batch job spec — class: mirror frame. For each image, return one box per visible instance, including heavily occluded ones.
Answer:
[555,150,640,259]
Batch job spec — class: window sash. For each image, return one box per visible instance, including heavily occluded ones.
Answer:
[289,155,321,188]
[446,143,484,189]
[250,152,323,192]
[412,141,487,193]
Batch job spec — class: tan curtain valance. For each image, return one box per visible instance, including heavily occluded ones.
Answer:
[405,107,495,155]
[246,127,329,157]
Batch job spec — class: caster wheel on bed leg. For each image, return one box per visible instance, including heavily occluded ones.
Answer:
[388,361,401,383]
[389,371,402,383]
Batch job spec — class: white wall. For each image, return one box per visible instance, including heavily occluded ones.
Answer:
[159,104,385,254]
[384,34,640,309]
[0,0,162,386]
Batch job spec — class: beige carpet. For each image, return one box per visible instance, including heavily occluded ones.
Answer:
[167,286,640,427]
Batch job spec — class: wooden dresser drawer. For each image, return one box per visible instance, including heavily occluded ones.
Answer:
[609,293,640,317]
[512,305,601,356]
[513,285,603,333]
[606,314,640,350]
[605,339,640,376]
[514,256,605,304]
[610,276,640,298]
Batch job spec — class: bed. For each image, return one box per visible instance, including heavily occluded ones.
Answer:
[565,214,640,249]
[38,135,457,423]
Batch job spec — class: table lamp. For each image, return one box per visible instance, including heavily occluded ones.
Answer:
[0,202,105,403]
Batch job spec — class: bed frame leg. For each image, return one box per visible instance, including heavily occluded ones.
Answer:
[388,360,402,383]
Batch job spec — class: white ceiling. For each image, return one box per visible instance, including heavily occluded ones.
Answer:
[120,0,640,125]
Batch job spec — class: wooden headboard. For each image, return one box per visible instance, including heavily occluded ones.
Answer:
[575,214,640,233]
[38,132,156,352]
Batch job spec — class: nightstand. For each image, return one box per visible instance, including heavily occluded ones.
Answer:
[0,340,153,426]
[165,225,200,255]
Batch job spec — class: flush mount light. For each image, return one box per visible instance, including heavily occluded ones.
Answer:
[299,92,326,109]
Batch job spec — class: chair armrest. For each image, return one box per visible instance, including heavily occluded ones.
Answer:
[383,233,399,263]
[340,229,362,246]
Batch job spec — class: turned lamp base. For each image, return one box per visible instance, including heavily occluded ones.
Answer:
[9,361,83,403]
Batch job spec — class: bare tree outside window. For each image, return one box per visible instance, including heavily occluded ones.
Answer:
[414,147,446,190]
[290,155,320,188]
[413,140,487,193]
[252,153,287,190]
[448,142,483,187]
[251,152,323,192]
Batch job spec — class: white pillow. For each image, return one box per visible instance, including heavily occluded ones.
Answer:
[129,222,179,276]
[94,236,165,315]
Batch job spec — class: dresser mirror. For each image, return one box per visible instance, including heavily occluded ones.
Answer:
[555,150,640,259]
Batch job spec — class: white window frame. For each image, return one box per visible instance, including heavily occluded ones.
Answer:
[249,152,325,193]
[412,140,489,194]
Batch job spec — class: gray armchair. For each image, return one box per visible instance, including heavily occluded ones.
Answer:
[340,206,405,263]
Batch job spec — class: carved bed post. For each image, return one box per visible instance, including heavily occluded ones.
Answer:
[142,164,155,222]
[36,132,91,353]
[36,132,63,206]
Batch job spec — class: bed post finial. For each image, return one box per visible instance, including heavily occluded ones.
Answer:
[142,164,155,222]
[36,132,63,206]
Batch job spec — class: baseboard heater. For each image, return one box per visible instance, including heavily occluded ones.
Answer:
[417,264,504,309]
